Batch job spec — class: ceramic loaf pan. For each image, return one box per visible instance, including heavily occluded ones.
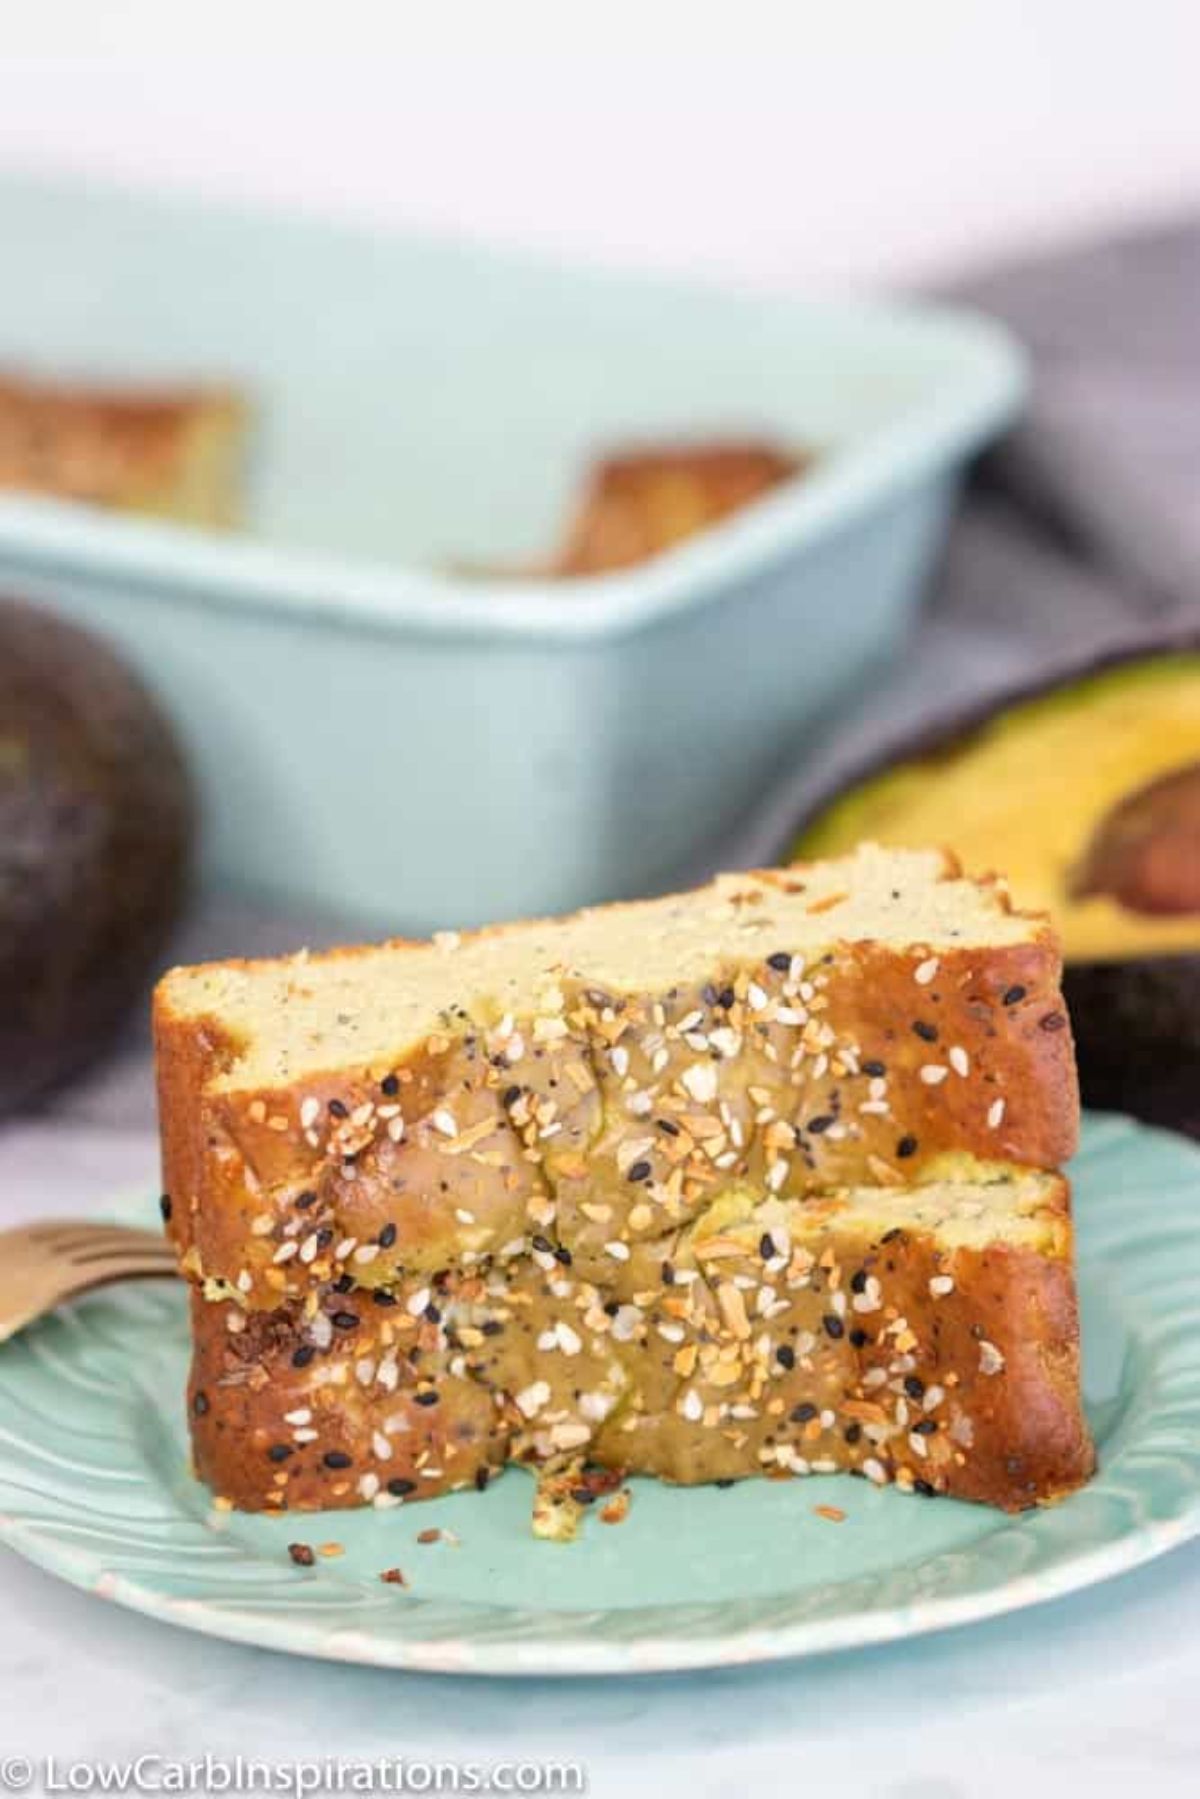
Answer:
[0,176,1024,929]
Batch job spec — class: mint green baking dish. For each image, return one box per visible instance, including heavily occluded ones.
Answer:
[0,176,1025,931]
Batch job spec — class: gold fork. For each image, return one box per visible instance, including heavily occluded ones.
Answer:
[0,1219,179,1344]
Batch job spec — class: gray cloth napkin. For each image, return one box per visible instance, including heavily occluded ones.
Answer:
[9,217,1199,1167]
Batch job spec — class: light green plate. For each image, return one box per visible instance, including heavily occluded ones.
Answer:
[1,1112,1198,1677]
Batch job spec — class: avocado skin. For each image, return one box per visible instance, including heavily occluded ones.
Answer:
[0,596,195,1114]
[1064,957,1200,1137]
[780,631,1200,1139]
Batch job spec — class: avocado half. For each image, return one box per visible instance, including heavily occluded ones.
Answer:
[788,640,1200,1135]
[0,596,196,1114]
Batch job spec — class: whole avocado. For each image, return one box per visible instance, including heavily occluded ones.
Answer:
[0,596,195,1113]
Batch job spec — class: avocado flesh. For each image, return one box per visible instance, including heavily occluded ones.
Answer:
[795,655,1200,966]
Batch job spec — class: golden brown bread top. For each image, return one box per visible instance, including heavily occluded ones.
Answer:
[0,371,246,525]
[552,440,803,574]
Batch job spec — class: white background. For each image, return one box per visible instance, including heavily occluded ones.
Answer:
[1,0,1199,291]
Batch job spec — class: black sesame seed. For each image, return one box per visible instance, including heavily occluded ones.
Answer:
[372,1290,398,1307]
[571,1487,595,1506]
[424,1304,442,1325]
[896,1135,918,1159]
[767,951,792,972]
[904,1375,926,1399]
[914,1479,937,1497]
[318,1228,336,1250]
[268,1443,294,1463]
[718,986,736,1009]
[849,1328,869,1348]
[657,1118,681,1136]
[159,1193,172,1222]
[331,1271,353,1292]
[843,1422,863,1444]
[627,1159,652,1183]
[531,1234,553,1254]
[502,1085,521,1107]
[192,1390,209,1416]
[294,1190,318,1210]
[714,1478,736,1489]
[1040,1011,1067,1033]
[291,1344,316,1368]
[912,1020,938,1043]
[850,1268,868,1294]
[331,1311,360,1331]
[775,1344,796,1369]
[862,1059,886,1078]
[323,1450,352,1469]
[603,1300,621,1318]
[376,1222,398,1250]
[822,1314,845,1339]
[413,1390,439,1407]
[912,1418,937,1435]
[880,1227,904,1243]
[327,1098,348,1119]
[702,984,718,1006]
[807,1114,834,1135]
[481,1319,504,1337]
[553,1244,573,1266]
[790,1402,817,1423]
[661,1261,675,1285]
[388,1477,416,1497]
[1002,985,1026,1007]
[759,1232,777,1260]
[474,1466,491,1492]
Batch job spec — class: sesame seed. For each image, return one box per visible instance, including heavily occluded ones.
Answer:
[381,1073,400,1096]
[822,1314,845,1340]
[627,1160,652,1183]
[681,1063,718,1104]
[1002,985,1026,1006]
[914,957,939,986]
[979,1340,1006,1375]
[948,1046,970,1077]
[929,1275,955,1298]
[604,1240,631,1263]
[912,1020,938,1043]
[323,1451,352,1469]
[767,951,792,972]
[327,1099,348,1119]
[987,1097,1006,1130]
[431,1108,458,1138]
[896,1135,918,1159]
[862,1457,888,1484]
[920,1064,949,1086]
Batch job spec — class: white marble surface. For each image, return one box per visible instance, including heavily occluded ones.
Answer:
[3,1122,1200,1794]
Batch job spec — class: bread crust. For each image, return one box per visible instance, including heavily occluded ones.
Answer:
[0,373,245,523]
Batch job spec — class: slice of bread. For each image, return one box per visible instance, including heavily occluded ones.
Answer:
[0,372,246,526]
[188,1166,1093,1517]
[156,846,1079,1309]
